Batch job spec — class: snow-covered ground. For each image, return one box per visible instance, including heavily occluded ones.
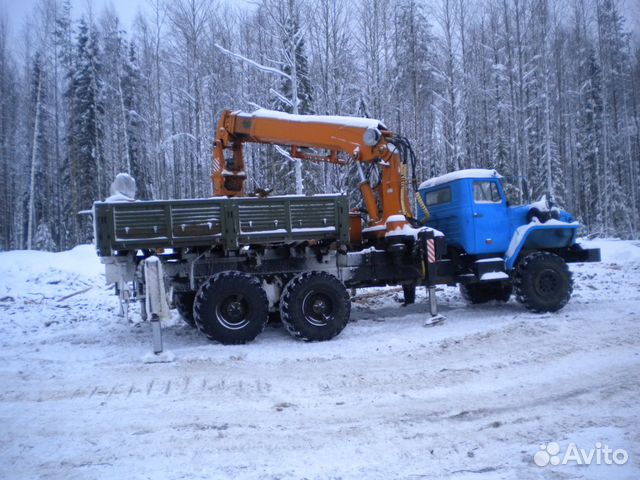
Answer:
[0,240,639,479]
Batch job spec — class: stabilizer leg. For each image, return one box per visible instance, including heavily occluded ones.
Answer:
[424,285,445,327]
[143,256,172,360]
[151,314,163,354]
[117,277,131,322]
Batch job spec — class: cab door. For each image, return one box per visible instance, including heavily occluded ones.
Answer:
[470,180,510,254]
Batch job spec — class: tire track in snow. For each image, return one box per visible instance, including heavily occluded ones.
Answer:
[2,315,637,404]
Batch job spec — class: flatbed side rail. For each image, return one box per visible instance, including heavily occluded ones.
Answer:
[94,195,349,256]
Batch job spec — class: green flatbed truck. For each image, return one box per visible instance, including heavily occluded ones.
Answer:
[94,194,446,345]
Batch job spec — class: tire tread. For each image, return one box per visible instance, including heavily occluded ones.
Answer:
[280,271,350,342]
[514,251,573,313]
[193,271,268,344]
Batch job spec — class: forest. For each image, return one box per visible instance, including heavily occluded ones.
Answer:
[0,0,639,251]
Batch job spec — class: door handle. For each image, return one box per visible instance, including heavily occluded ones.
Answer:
[473,212,483,218]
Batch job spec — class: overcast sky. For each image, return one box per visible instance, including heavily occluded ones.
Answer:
[2,0,639,43]
[1,0,145,32]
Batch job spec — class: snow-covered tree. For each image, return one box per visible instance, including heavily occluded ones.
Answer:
[66,18,103,243]
[122,43,150,199]
[26,52,48,250]
[33,222,56,251]
[0,15,20,250]
[273,1,314,115]
[393,0,436,178]
[2,0,640,251]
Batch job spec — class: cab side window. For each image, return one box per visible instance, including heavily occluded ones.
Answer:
[473,181,501,204]
[425,187,452,206]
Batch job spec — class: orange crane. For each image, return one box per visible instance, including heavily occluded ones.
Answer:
[212,108,428,237]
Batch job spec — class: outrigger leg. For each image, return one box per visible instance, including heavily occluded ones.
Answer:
[424,285,445,327]
[151,314,163,354]
[117,275,131,322]
[143,256,171,358]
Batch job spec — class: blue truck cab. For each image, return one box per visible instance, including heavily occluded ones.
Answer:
[417,169,600,312]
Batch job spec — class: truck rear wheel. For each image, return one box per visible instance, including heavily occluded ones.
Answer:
[280,271,350,341]
[193,271,269,344]
[175,292,196,327]
[459,282,512,304]
[514,251,572,313]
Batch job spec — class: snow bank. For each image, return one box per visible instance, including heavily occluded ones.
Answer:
[0,238,639,480]
[579,238,640,263]
[0,244,103,299]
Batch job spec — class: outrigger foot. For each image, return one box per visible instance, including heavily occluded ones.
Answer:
[424,314,446,327]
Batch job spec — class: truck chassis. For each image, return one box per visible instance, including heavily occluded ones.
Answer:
[95,194,447,344]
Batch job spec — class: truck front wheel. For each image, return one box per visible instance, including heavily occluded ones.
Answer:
[280,272,350,341]
[514,251,572,313]
[193,271,269,344]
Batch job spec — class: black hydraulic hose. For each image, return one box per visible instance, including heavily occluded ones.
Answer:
[390,135,418,188]
[389,135,429,223]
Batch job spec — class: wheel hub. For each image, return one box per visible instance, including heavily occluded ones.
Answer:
[216,294,250,329]
[226,300,245,319]
[302,291,333,327]
[536,269,559,296]
[312,298,328,315]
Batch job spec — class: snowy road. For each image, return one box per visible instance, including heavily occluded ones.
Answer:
[0,240,639,479]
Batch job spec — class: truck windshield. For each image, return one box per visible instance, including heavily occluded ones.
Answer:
[473,181,501,204]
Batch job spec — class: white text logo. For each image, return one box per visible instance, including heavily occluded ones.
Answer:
[534,442,628,467]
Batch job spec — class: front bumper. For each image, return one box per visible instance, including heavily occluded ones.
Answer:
[562,246,601,263]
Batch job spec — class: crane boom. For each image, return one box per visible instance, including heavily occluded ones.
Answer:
[212,108,420,234]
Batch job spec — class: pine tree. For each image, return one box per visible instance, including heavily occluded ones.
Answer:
[487,11,511,179]
[122,42,150,199]
[576,44,604,232]
[26,52,49,250]
[67,18,103,243]
[599,0,637,236]
[394,0,435,178]
[33,222,56,251]
[3,0,640,248]
[277,6,314,115]
[524,0,564,205]
[433,0,463,172]
[54,0,75,249]
[100,10,129,181]
[0,16,20,250]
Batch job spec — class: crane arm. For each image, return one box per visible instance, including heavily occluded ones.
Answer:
[212,108,418,231]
